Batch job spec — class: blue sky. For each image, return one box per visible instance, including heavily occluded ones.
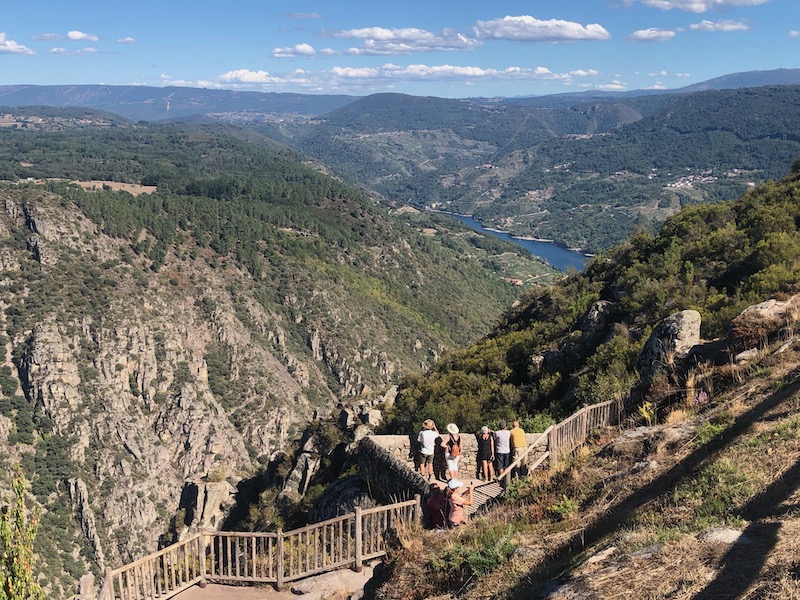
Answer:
[1,0,797,98]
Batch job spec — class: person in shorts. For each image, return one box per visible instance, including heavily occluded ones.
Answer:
[494,419,511,477]
[441,423,462,481]
[417,419,439,480]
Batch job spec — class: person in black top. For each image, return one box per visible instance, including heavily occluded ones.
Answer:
[477,425,495,480]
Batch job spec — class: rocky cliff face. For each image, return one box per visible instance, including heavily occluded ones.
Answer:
[0,186,469,597]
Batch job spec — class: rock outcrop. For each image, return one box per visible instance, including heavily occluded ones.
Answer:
[0,187,466,598]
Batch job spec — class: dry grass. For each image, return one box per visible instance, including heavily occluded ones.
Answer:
[664,407,691,424]
[375,347,800,600]
[71,180,157,195]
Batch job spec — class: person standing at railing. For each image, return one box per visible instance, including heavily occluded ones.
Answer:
[417,419,439,481]
[477,425,495,480]
[510,420,528,477]
[494,419,511,477]
[441,423,462,481]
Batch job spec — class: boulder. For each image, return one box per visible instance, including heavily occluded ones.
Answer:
[636,310,701,386]
[728,294,800,352]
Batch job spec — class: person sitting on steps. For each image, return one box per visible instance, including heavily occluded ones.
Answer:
[446,479,473,528]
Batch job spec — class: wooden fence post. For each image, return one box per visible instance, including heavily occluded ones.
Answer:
[276,529,284,591]
[354,507,363,573]
[549,426,558,467]
[580,408,587,444]
[198,533,208,588]
[413,494,422,526]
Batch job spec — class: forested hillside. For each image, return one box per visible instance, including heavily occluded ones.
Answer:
[384,156,800,435]
[374,158,800,600]
[0,109,553,597]
[256,85,800,253]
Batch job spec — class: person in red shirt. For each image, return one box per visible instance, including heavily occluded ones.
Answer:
[425,483,448,529]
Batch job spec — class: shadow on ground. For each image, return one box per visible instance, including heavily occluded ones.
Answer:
[509,370,800,599]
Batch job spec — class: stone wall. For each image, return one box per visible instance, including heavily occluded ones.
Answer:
[358,436,428,501]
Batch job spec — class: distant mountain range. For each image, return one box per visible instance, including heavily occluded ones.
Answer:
[1,68,799,121]
[0,84,358,121]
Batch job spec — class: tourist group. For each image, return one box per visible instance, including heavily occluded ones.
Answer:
[417,419,528,529]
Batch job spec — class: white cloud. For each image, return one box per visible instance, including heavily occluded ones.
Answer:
[219,69,275,83]
[647,70,691,77]
[165,79,196,87]
[690,19,749,31]
[474,15,611,42]
[68,30,99,42]
[33,33,63,41]
[629,28,677,41]
[641,0,767,13]
[568,69,601,77]
[185,61,612,95]
[331,27,481,54]
[789,30,800,38]
[332,66,380,78]
[331,62,574,83]
[272,43,317,58]
[287,12,321,19]
[116,37,135,44]
[49,46,98,56]
[0,33,34,54]
[596,80,628,91]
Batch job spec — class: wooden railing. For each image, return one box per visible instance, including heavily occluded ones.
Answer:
[98,496,421,600]
[502,400,618,485]
[98,534,205,600]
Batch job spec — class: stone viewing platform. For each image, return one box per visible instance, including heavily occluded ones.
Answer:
[358,432,545,500]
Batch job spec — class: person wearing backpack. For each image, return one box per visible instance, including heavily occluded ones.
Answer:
[441,423,462,481]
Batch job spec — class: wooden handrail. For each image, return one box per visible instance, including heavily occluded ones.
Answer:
[498,399,617,485]
[97,496,422,599]
[97,397,618,598]
[500,425,553,485]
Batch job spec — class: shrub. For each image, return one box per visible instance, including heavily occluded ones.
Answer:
[547,495,579,520]
[0,470,46,600]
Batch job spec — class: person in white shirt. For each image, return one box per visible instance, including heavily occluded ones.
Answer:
[494,419,512,477]
[417,419,439,481]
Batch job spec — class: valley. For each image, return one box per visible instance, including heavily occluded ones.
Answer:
[1,71,800,599]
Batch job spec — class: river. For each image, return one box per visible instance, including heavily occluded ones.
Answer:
[446,213,590,272]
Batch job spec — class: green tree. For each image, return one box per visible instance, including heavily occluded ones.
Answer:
[0,471,45,600]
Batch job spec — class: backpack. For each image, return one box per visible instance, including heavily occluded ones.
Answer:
[448,435,461,457]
